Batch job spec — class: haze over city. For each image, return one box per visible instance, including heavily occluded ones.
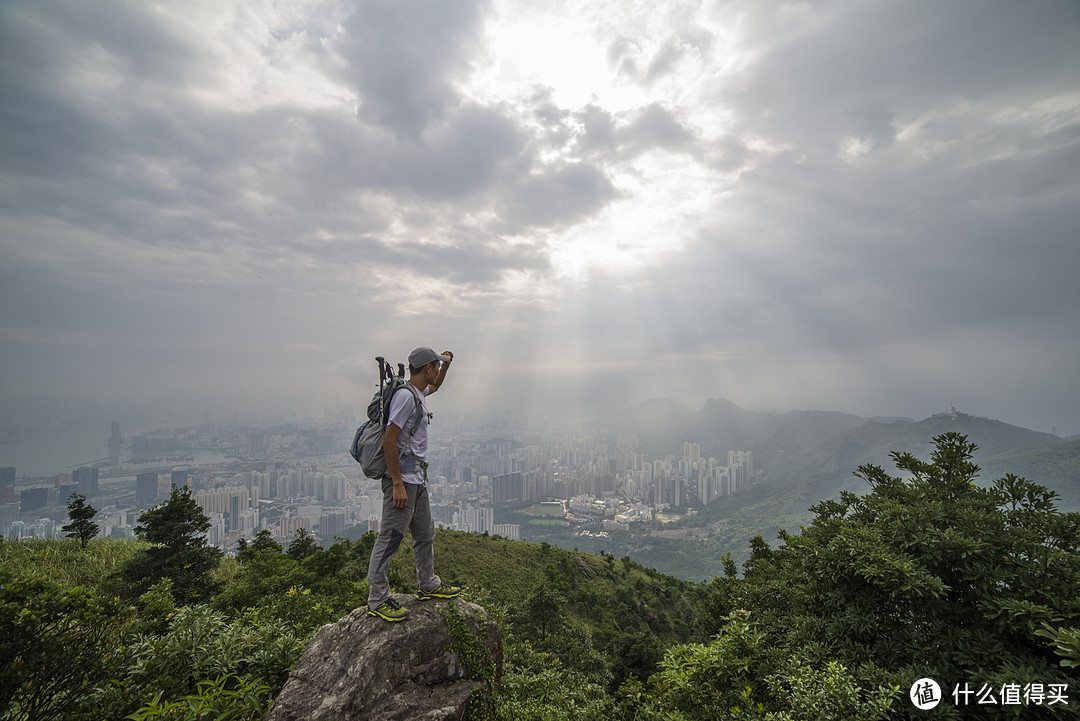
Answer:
[2,0,1078,434]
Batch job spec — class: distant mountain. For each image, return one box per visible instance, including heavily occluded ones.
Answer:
[610,397,871,465]
[978,437,1080,511]
[609,397,690,436]
[601,401,1074,576]
[612,398,1060,480]
[767,410,1062,491]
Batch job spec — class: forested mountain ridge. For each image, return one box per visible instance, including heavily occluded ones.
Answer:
[610,397,874,464]
[757,409,1065,498]
[590,402,1076,579]
[612,397,1060,473]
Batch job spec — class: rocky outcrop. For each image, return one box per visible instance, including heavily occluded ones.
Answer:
[265,595,501,721]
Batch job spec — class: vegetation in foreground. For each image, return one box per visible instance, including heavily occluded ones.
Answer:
[1,433,1078,720]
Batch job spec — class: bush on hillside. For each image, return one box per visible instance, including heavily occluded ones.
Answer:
[691,432,1080,719]
[0,570,132,721]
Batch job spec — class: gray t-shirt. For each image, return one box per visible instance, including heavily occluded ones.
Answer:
[386,385,429,485]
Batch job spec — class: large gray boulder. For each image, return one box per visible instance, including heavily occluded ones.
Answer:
[265,595,502,721]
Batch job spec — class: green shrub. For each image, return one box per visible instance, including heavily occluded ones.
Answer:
[123,603,306,697]
[762,661,897,721]
[0,570,132,721]
[496,637,612,721]
[125,673,272,721]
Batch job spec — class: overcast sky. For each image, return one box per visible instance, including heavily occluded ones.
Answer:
[2,0,1078,433]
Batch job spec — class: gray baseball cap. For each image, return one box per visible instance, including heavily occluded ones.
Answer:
[409,347,451,369]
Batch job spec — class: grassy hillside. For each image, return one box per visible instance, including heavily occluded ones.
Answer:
[2,529,709,658]
[2,530,711,719]
[432,529,709,646]
[0,536,150,591]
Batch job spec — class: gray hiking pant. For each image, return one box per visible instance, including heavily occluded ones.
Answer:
[366,478,442,609]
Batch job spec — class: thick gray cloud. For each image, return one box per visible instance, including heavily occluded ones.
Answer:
[496,162,619,231]
[331,0,491,136]
[1,0,1078,435]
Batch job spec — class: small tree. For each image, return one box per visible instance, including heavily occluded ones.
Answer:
[286,526,319,562]
[62,493,99,548]
[134,484,212,553]
[122,485,222,604]
[512,584,565,643]
[238,528,284,562]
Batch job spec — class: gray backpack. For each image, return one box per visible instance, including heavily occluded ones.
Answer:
[350,357,426,479]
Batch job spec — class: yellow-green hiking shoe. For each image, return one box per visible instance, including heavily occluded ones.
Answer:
[416,584,461,601]
[367,598,408,622]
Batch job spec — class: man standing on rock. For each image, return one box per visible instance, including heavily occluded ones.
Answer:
[367,347,461,622]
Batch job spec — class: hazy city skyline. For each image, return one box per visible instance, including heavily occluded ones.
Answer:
[2,1,1078,435]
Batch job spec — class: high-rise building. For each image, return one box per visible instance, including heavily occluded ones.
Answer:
[229,495,241,531]
[194,486,251,527]
[491,472,523,504]
[314,472,347,502]
[58,483,78,504]
[136,472,158,506]
[0,505,18,536]
[320,511,346,537]
[171,467,191,489]
[237,508,260,536]
[728,450,754,481]
[27,517,58,539]
[206,513,225,548]
[454,504,494,534]
[73,467,98,496]
[652,467,666,508]
[20,487,49,511]
[0,467,15,505]
[492,523,520,541]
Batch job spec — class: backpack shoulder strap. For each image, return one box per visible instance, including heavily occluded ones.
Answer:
[386,383,425,434]
[403,384,425,434]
